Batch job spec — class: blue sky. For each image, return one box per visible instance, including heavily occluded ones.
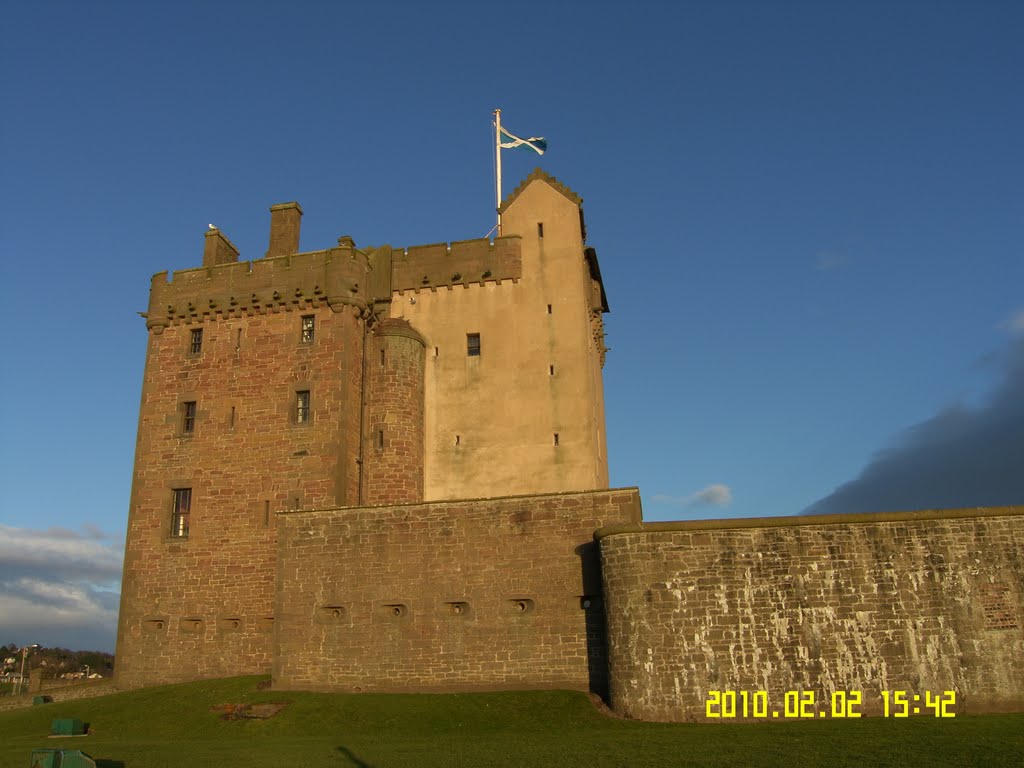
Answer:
[1,1,1021,652]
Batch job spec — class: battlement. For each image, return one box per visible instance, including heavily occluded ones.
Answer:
[390,235,521,293]
[146,245,370,332]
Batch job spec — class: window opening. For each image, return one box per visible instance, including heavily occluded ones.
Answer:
[301,315,315,343]
[380,348,385,366]
[467,333,481,357]
[376,430,384,451]
[553,433,560,446]
[547,304,552,314]
[455,434,461,446]
[230,406,236,427]
[549,365,555,376]
[190,328,203,355]
[296,390,311,423]
[235,328,242,351]
[538,222,544,238]
[171,488,192,537]
[181,401,196,434]
[264,500,270,527]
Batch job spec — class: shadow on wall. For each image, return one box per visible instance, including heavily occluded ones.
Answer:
[575,542,609,702]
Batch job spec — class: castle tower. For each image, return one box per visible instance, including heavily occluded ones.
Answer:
[362,318,426,505]
[116,171,612,689]
[393,169,610,500]
[115,209,370,687]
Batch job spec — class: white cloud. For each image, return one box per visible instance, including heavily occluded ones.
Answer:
[653,484,733,508]
[0,524,123,585]
[1005,308,1024,335]
[0,525,122,651]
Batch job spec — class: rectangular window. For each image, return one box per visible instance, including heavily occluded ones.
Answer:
[467,333,481,357]
[189,328,203,355]
[171,488,192,538]
[181,401,196,434]
[296,390,311,423]
[301,315,315,344]
[538,222,544,238]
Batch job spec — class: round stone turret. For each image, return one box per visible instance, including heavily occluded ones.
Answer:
[363,318,426,505]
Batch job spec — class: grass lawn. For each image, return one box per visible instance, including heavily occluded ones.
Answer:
[0,677,1021,767]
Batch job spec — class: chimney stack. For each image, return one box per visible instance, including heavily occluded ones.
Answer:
[267,201,303,258]
[203,228,240,267]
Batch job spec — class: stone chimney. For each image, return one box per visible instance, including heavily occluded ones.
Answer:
[267,201,303,258]
[203,228,240,267]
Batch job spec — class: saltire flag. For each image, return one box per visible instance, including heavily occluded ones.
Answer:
[498,125,548,155]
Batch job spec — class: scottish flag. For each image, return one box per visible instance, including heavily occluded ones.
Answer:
[499,125,547,155]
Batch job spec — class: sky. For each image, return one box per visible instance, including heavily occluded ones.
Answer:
[0,1,1021,653]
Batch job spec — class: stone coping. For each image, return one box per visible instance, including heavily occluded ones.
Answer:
[594,505,1023,540]
[277,486,642,516]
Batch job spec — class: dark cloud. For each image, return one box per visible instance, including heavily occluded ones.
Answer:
[0,525,122,652]
[804,332,1024,515]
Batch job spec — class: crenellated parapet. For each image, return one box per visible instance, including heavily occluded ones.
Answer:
[145,245,370,332]
[390,235,521,293]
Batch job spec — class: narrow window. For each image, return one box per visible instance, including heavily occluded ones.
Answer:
[455,434,461,446]
[264,500,270,527]
[537,222,544,238]
[434,346,439,357]
[181,401,196,434]
[376,430,384,451]
[467,333,481,357]
[549,365,555,376]
[296,390,311,423]
[380,348,385,366]
[553,433,560,446]
[189,328,203,355]
[230,406,236,428]
[547,304,552,315]
[300,315,315,344]
[171,488,192,537]
[235,328,242,351]
[292,496,300,510]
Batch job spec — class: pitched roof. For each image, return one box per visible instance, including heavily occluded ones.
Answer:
[499,168,582,213]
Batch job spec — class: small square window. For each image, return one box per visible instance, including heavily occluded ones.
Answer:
[295,390,311,423]
[301,315,315,344]
[181,401,196,435]
[171,488,192,538]
[467,333,481,357]
[189,328,203,355]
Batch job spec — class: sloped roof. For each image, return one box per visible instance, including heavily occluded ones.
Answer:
[498,168,582,213]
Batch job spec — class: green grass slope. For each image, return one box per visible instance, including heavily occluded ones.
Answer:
[1,677,1021,767]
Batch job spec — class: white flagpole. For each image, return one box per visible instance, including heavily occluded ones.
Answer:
[494,108,502,237]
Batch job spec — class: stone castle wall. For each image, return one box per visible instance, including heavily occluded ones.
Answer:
[273,488,642,695]
[115,305,366,687]
[598,507,1024,721]
[363,319,426,505]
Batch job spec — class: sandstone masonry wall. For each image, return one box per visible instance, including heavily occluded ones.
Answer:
[363,319,426,505]
[273,488,642,695]
[116,305,365,687]
[598,507,1024,721]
